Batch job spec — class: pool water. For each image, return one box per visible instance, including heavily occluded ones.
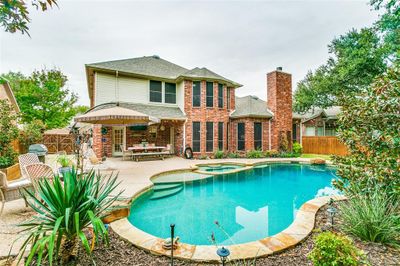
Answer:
[129,164,338,245]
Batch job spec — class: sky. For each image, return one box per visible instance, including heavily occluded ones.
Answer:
[0,0,379,106]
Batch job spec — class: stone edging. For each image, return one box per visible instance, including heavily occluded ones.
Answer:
[111,158,343,262]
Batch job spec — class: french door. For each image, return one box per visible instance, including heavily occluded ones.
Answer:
[112,126,125,156]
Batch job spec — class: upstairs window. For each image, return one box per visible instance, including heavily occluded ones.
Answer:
[165,83,176,104]
[218,84,224,108]
[192,122,201,152]
[227,88,231,109]
[206,122,214,152]
[149,80,162,103]
[254,122,262,150]
[206,82,214,107]
[192,81,201,107]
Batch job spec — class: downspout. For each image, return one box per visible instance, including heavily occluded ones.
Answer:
[268,119,272,150]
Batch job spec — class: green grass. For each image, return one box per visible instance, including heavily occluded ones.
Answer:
[300,154,332,160]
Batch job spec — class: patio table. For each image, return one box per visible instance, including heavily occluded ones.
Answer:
[128,146,166,153]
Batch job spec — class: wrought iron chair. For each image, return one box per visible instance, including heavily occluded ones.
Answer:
[0,171,33,216]
[120,144,133,161]
[18,153,42,179]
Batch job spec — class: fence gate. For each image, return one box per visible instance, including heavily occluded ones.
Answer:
[42,134,74,154]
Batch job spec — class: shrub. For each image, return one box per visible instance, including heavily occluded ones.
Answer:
[293,142,303,155]
[0,99,19,168]
[246,149,264,158]
[339,188,400,246]
[18,119,45,153]
[214,150,225,159]
[308,232,362,266]
[264,150,279,158]
[227,152,241,158]
[18,169,123,265]
[57,154,72,167]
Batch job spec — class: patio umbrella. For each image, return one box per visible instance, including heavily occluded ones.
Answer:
[74,106,154,125]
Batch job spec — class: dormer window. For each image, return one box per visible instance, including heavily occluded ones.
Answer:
[165,83,176,104]
[149,80,162,103]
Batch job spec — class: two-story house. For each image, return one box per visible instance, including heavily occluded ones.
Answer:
[85,56,339,158]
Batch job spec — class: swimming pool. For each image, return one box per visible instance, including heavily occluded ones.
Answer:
[129,163,338,245]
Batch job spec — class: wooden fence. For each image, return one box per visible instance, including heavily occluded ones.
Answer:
[302,136,348,155]
[42,134,75,154]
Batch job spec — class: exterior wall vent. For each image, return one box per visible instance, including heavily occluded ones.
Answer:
[276,67,283,71]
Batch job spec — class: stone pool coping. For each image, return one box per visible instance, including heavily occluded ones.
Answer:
[111,158,342,262]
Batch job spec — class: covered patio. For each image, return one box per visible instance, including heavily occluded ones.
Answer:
[76,102,186,159]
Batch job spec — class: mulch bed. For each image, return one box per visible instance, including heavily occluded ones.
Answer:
[73,203,400,266]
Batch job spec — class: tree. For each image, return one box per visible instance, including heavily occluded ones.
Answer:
[0,99,19,168]
[0,0,57,36]
[332,66,400,199]
[2,69,79,129]
[293,0,399,112]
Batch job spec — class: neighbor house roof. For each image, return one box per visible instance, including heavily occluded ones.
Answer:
[231,96,273,119]
[0,79,20,113]
[86,56,242,106]
[90,102,186,121]
[293,106,341,121]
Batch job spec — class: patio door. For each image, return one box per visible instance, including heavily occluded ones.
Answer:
[112,126,125,156]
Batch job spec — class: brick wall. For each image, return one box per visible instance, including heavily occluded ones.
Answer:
[230,118,270,152]
[92,125,112,158]
[184,80,233,156]
[267,70,293,151]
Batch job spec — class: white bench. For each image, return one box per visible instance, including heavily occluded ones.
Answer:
[132,152,166,162]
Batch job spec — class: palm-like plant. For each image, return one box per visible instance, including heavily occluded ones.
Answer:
[17,169,123,265]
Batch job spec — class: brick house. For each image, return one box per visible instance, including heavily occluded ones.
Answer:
[85,56,339,158]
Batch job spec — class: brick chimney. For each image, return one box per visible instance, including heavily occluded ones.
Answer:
[267,67,293,151]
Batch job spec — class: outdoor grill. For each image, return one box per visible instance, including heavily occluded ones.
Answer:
[28,144,48,163]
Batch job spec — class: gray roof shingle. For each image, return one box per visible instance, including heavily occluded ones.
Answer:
[231,96,273,118]
[86,56,241,87]
[86,56,189,80]
[92,102,186,120]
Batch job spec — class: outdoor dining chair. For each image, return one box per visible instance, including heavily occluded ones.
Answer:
[120,145,133,161]
[0,171,33,216]
[24,163,55,191]
[18,153,42,179]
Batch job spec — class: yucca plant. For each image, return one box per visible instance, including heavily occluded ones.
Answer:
[16,169,123,265]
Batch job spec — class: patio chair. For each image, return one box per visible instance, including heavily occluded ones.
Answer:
[25,163,54,191]
[0,171,33,216]
[162,144,173,156]
[18,153,42,179]
[120,145,133,161]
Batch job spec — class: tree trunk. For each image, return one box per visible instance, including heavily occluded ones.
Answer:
[61,236,78,264]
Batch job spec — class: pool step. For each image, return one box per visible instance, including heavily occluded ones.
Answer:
[150,185,183,200]
[153,183,182,191]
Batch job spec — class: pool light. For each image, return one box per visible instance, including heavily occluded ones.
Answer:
[216,247,230,266]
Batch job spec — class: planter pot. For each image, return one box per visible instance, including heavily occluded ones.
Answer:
[59,166,72,176]
[0,163,21,181]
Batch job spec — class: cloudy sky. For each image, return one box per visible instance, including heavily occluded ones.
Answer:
[0,0,378,106]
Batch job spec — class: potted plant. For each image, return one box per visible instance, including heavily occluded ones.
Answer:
[57,154,72,175]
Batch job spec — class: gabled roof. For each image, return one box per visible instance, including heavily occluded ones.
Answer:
[231,96,273,119]
[0,79,20,113]
[178,67,242,87]
[90,102,186,120]
[86,55,189,80]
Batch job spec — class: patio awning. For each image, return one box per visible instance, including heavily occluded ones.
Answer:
[74,106,156,125]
